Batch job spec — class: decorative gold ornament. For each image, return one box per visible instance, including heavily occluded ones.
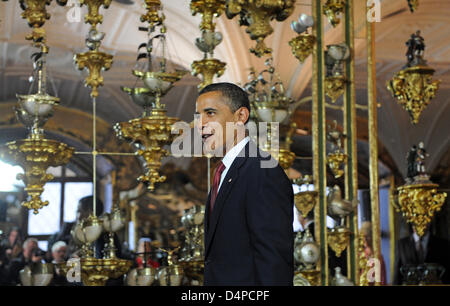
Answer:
[58,257,132,286]
[387,65,440,124]
[328,226,351,257]
[325,75,347,103]
[396,183,447,237]
[289,34,316,63]
[299,269,320,286]
[74,50,113,98]
[191,58,226,90]
[79,0,111,29]
[323,0,345,27]
[226,0,295,57]
[327,152,347,178]
[407,0,419,12]
[132,70,187,98]
[0,138,74,214]
[294,191,318,218]
[115,108,179,192]
[19,0,51,28]
[141,0,164,27]
[358,233,369,286]
[190,0,226,32]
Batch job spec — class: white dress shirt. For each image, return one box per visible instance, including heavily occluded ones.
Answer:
[413,231,430,257]
[217,136,250,192]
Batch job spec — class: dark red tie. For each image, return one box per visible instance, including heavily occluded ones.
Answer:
[210,161,226,215]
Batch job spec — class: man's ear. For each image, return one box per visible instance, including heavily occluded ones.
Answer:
[235,107,249,125]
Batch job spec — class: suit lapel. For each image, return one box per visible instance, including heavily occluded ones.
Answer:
[204,140,254,257]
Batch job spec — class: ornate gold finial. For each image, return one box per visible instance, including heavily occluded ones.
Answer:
[191,58,226,90]
[397,184,446,237]
[19,0,51,28]
[226,0,295,57]
[289,34,316,63]
[74,50,113,98]
[74,0,114,98]
[323,0,345,27]
[358,234,369,286]
[387,31,440,124]
[328,227,351,257]
[1,139,74,214]
[190,0,226,33]
[324,75,346,103]
[79,0,112,29]
[387,66,439,124]
[141,0,164,27]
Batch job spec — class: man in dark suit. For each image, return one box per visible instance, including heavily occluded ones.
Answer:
[393,226,450,285]
[195,82,294,286]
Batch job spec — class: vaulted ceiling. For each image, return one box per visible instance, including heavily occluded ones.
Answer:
[0,0,449,186]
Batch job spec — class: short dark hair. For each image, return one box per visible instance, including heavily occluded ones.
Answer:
[78,196,104,216]
[199,82,251,123]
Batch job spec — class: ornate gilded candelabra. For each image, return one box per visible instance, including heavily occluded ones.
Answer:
[225,0,295,57]
[324,43,350,103]
[394,143,447,237]
[327,185,357,257]
[289,13,315,63]
[243,58,296,170]
[387,31,440,124]
[0,5,74,214]
[323,0,345,27]
[179,205,205,285]
[115,2,187,192]
[191,0,227,90]
[326,120,347,179]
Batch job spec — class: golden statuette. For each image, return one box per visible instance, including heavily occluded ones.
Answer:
[397,183,446,237]
[323,0,345,27]
[190,0,226,32]
[226,0,295,57]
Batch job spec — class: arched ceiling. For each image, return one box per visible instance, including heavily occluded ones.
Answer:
[0,0,449,183]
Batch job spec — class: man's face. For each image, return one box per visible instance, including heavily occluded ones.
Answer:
[195,91,244,156]
[52,247,67,262]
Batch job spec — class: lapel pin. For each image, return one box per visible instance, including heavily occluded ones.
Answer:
[228,178,232,182]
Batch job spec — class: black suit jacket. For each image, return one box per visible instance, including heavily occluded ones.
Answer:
[393,234,450,285]
[203,140,294,286]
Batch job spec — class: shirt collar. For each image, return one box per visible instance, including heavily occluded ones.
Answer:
[222,136,250,169]
[413,231,430,244]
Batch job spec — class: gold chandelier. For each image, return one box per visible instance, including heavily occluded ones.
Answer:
[243,58,296,170]
[225,0,295,57]
[387,31,440,124]
[0,1,74,214]
[115,0,187,192]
